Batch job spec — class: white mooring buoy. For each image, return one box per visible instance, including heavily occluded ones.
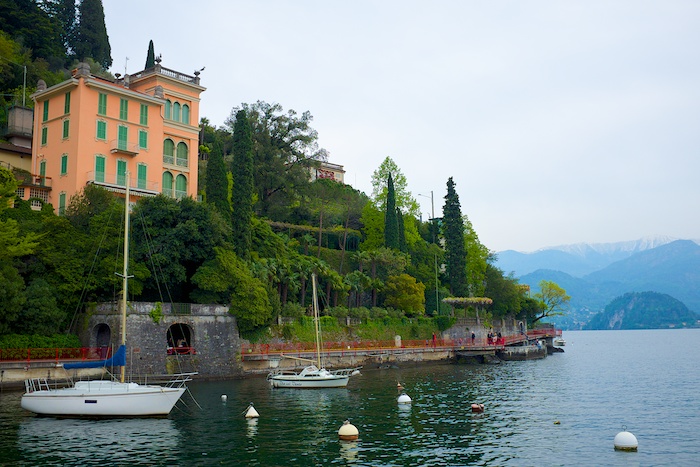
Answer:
[244,403,259,419]
[221,394,227,402]
[397,393,412,404]
[338,420,359,441]
[614,428,638,451]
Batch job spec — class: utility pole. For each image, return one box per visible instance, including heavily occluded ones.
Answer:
[420,191,440,315]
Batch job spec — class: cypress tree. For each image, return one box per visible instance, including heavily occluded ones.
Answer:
[74,0,112,68]
[397,207,406,252]
[443,177,468,297]
[205,143,230,216]
[231,109,254,260]
[384,173,399,249]
[145,40,155,69]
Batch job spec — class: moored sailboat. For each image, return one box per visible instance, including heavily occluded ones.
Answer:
[267,273,360,388]
[21,174,193,417]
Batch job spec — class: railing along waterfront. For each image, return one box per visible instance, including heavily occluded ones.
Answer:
[241,327,562,361]
[0,347,112,365]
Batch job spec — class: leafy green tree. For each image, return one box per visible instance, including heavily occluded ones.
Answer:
[145,39,155,68]
[463,215,489,297]
[74,0,111,68]
[384,274,425,317]
[359,201,383,250]
[370,157,419,216]
[442,177,467,297]
[205,142,230,217]
[192,248,272,332]
[0,0,64,61]
[231,110,253,260]
[226,101,327,219]
[483,264,522,318]
[532,280,570,324]
[17,278,63,335]
[384,173,399,249]
[41,0,76,58]
[131,196,227,302]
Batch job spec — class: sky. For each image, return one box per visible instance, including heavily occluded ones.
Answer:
[103,1,700,253]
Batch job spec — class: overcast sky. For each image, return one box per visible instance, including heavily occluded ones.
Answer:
[103,1,700,252]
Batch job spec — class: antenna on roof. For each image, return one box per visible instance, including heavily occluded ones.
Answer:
[124,57,129,76]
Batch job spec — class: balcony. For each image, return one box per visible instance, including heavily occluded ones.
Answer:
[110,139,140,156]
[86,171,160,197]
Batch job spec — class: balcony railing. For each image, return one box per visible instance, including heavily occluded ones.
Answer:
[110,139,140,156]
[87,171,159,194]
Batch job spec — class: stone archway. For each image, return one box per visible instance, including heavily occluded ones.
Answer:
[166,323,194,354]
[94,323,111,358]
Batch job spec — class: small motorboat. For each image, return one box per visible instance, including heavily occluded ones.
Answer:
[554,337,566,346]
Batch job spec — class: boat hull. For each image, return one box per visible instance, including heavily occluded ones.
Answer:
[269,375,349,388]
[21,381,185,417]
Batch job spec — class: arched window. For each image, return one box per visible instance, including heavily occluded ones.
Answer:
[164,100,172,120]
[162,171,173,197]
[163,138,174,164]
[173,102,181,122]
[182,104,190,124]
[176,142,188,166]
[175,174,187,199]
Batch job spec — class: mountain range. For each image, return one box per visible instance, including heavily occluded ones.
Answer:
[493,237,700,329]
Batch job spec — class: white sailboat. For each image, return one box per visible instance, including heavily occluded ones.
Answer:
[21,174,193,417]
[267,273,360,388]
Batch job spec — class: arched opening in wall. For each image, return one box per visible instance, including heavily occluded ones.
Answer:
[167,323,195,355]
[94,323,111,358]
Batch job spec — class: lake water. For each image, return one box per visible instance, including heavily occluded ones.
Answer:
[0,329,698,466]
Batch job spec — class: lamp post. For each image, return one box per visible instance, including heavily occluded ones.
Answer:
[419,191,440,315]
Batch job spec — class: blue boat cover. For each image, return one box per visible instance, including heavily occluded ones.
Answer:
[63,345,127,369]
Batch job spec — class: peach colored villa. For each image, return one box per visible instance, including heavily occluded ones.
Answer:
[23,58,205,212]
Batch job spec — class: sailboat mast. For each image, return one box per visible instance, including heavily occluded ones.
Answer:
[120,173,130,383]
[312,273,321,368]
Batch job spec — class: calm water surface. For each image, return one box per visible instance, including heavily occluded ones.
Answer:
[0,329,698,466]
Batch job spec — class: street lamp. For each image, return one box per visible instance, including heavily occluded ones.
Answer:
[418,191,440,315]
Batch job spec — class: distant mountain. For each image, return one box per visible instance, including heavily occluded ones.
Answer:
[518,240,700,329]
[495,236,686,277]
[585,292,699,330]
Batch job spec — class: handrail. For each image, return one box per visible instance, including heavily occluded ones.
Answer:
[0,347,112,363]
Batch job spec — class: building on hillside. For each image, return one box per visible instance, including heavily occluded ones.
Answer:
[28,58,205,213]
[310,160,345,183]
[0,106,48,207]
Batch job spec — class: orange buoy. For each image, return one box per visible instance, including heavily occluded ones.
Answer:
[471,403,485,413]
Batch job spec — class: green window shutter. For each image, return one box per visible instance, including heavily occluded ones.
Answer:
[41,127,48,145]
[165,100,172,120]
[96,120,107,140]
[117,160,127,186]
[163,139,174,164]
[61,154,68,175]
[62,120,70,138]
[64,92,71,114]
[162,171,173,196]
[140,104,148,125]
[95,156,105,183]
[173,102,181,121]
[98,93,107,115]
[137,164,147,189]
[39,160,46,177]
[176,142,188,166]
[139,130,148,149]
[119,99,128,120]
[182,105,190,125]
[175,174,187,198]
[118,126,128,150]
[43,101,49,121]
[58,193,66,215]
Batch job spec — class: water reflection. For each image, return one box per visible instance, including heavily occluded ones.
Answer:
[18,417,181,466]
[339,439,359,463]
